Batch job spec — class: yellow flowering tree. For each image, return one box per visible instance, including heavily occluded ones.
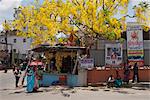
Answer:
[10,0,149,46]
[133,2,150,31]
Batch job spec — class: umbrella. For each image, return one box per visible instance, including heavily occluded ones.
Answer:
[29,61,38,66]
[29,61,43,66]
[37,62,43,66]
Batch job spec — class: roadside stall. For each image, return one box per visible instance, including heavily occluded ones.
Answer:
[31,45,87,87]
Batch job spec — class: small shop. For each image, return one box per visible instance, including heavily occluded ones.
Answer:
[31,45,88,87]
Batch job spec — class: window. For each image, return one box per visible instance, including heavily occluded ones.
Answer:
[13,39,16,43]
[13,49,16,53]
[23,38,26,43]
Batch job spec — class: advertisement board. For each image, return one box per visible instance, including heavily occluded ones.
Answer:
[80,58,94,69]
[127,23,144,66]
[105,43,123,67]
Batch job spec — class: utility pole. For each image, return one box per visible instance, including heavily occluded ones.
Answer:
[4,20,8,51]
[3,20,8,73]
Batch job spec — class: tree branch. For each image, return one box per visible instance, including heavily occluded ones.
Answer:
[102,0,105,10]
[106,0,116,10]
[118,15,136,20]
[68,16,87,35]
[75,0,80,6]
[69,16,106,40]
[110,0,122,12]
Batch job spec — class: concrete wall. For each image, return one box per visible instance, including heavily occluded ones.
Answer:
[87,69,150,83]
[90,40,150,66]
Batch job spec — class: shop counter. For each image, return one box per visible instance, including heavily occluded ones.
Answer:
[41,73,78,87]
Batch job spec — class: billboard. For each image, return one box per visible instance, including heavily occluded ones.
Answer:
[105,43,123,66]
[127,23,144,66]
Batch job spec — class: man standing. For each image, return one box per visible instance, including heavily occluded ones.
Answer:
[132,62,139,83]
[124,64,130,84]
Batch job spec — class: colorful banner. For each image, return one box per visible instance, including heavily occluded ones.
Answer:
[127,23,144,67]
[105,43,123,66]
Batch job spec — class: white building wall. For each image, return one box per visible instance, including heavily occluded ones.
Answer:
[0,36,32,54]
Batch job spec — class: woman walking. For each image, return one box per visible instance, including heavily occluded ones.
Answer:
[26,67,35,92]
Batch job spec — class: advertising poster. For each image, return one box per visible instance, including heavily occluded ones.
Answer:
[105,43,123,67]
[127,23,144,66]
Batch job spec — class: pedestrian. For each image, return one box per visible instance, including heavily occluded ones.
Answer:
[33,66,39,91]
[107,75,115,88]
[114,70,122,88]
[114,75,122,88]
[22,61,28,84]
[132,62,139,83]
[124,64,130,84]
[26,67,35,92]
[12,64,16,72]
[13,67,21,88]
[18,61,27,87]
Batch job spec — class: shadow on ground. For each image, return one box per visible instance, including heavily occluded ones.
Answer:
[8,86,77,98]
[0,88,16,91]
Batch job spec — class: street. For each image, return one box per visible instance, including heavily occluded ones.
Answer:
[0,70,150,100]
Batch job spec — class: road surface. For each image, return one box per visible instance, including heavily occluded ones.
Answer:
[0,70,150,100]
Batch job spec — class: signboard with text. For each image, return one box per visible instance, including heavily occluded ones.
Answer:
[80,58,94,69]
[127,23,144,66]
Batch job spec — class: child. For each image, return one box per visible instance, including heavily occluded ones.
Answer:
[13,67,21,88]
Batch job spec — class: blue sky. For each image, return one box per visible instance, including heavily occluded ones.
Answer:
[0,0,149,31]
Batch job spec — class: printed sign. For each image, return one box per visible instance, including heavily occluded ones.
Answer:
[127,23,144,67]
[80,58,94,69]
[105,43,123,66]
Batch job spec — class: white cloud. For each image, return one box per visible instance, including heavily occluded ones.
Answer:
[0,0,22,30]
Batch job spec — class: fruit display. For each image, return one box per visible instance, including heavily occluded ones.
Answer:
[45,51,76,73]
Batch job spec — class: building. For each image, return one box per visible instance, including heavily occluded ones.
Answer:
[0,34,32,63]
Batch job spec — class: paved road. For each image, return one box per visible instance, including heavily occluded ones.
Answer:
[0,70,150,100]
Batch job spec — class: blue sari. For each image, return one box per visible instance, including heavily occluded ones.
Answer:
[27,69,35,92]
[114,79,122,88]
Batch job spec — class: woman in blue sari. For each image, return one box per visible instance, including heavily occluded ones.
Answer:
[26,67,35,92]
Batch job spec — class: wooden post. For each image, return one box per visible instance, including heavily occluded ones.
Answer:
[72,51,79,74]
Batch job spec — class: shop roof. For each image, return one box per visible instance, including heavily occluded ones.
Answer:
[32,45,86,52]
